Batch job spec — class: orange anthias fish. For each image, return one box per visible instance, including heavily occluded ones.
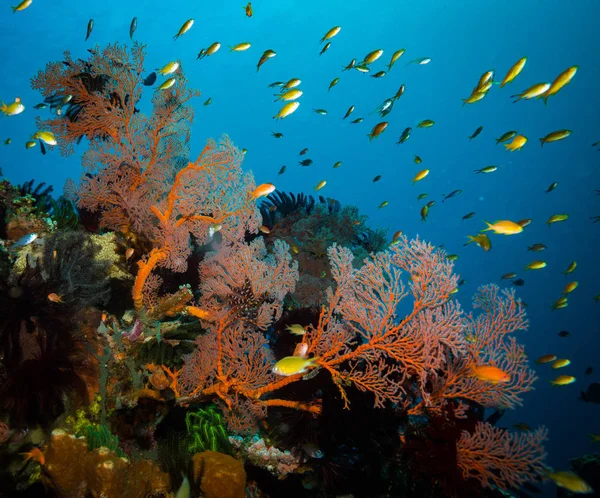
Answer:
[250,183,276,200]
[47,293,64,303]
[471,365,511,384]
[244,2,253,17]
[21,447,45,466]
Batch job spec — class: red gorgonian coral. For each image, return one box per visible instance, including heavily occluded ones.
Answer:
[456,422,548,490]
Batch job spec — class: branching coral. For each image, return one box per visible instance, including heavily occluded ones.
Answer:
[456,422,548,490]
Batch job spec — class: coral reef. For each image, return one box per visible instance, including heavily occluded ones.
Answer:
[0,40,550,497]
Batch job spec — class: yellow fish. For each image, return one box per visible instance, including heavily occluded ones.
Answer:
[328,77,340,91]
[482,220,523,235]
[157,61,180,76]
[547,214,568,225]
[1,97,25,116]
[552,296,568,310]
[273,101,299,120]
[274,89,303,102]
[546,471,592,493]
[387,49,405,71]
[504,134,528,151]
[378,201,389,209]
[550,375,576,386]
[273,356,319,376]
[417,119,435,128]
[500,57,527,87]
[551,358,571,369]
[362,49,383,65]
[285,324,306,336]
[282,78,301,90]
[230,42,251,52]
[542,66,578,104]
[412,169,429,185]
[32,131,57,146]
[11,0,32,12]
[256,49,276,72]
[320,26,341,43]
[464,234,492,252]
[563,261,577,275]
[462,92,487,106]
[314,180,327,191]
[476,70,495,92]
[511,82,550,102]
[525,260,547,271]
[157,78,176,91]
[564,281,578,294]
[173,19,194,40]
[540,130,571,146]
[205,42,221,56]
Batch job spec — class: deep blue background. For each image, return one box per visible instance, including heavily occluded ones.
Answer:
[1,0,599,494]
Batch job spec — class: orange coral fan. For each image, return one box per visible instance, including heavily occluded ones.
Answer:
[411,284,537,416]
[31,44,150,155]
[132,136,262,312]
[173,237,458,429]
[173,236,539,438]
[456,422,548,490]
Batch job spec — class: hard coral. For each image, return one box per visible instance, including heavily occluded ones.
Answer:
[192,450,246,498]
[42,429,170,498]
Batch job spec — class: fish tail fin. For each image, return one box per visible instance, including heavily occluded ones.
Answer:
[463,236,474,246]
[539,138,545,147]
[367,134,373,141]
[310,356,321,366]
[0,102,5,113]
[481,221,492,232]
[474,169,481,174]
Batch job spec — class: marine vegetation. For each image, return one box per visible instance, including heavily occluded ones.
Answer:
[0,41,557,497]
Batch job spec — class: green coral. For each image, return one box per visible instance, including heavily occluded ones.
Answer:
[83,424,124,458]
[64,396,123,457]
[185,405,232,454]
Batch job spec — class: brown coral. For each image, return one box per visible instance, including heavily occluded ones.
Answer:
[192,451,246,498]
[42,429,170,498]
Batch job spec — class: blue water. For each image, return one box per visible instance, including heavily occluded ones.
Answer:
[1,0,599,494]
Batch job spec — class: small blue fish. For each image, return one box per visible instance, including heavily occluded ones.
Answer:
[11,233,38,250]
[442,190,462,202]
